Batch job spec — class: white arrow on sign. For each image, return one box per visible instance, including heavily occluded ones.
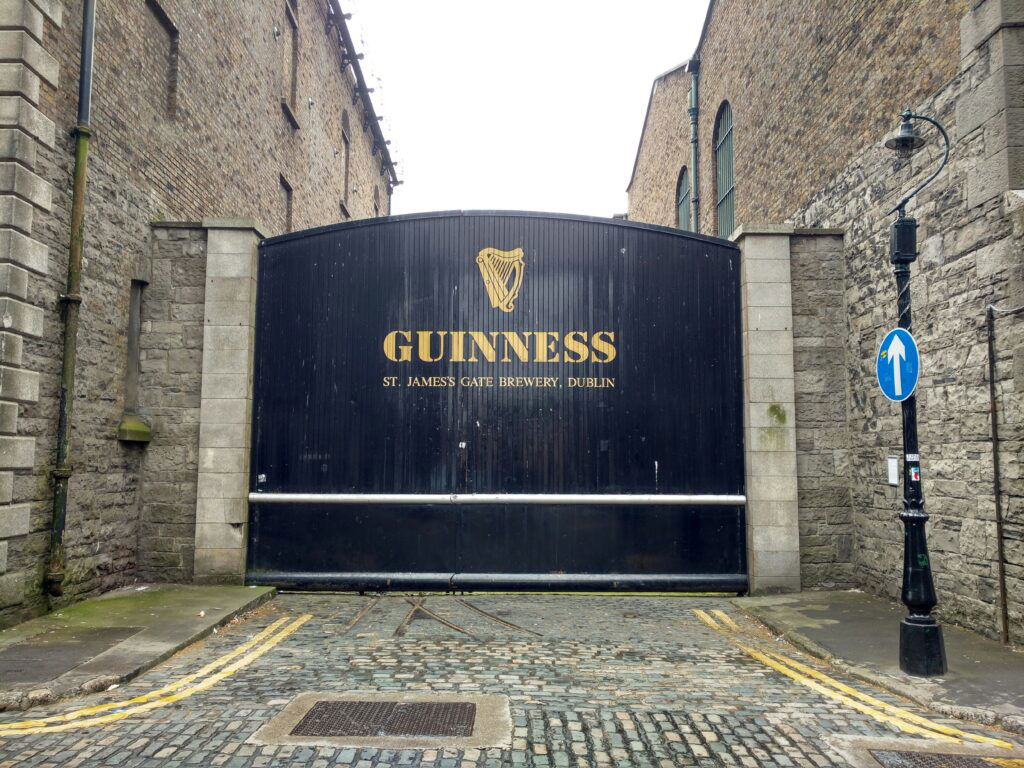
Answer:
[887,333,906,396]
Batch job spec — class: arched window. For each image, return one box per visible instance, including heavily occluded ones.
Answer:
[676,167,691,230]
[714,102,735,237]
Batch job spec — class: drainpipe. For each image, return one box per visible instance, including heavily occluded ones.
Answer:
[686,58,700,233]
[45,0,97,597]
[984,302,1023,644]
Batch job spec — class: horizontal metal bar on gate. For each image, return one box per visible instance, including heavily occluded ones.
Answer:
[247,492,746,506]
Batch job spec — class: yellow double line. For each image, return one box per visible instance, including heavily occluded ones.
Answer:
[693,608,1015,750]
[0,614,312,736]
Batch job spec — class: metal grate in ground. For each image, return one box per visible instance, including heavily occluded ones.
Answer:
[290,700,476,738]
[870,750,1015,768]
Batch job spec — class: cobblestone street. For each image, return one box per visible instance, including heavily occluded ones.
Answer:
[0,595,1018,767]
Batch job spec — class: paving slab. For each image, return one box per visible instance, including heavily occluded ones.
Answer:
[733,590,1024,734]
[0,583,274,711]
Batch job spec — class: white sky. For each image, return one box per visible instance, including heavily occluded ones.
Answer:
[345,1,711,217]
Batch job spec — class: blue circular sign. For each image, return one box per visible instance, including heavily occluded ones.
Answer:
[876,328,920,402]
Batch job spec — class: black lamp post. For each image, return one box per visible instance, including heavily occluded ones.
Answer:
[883,109,949,676]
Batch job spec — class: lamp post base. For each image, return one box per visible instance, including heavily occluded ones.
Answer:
[899,616,947,676]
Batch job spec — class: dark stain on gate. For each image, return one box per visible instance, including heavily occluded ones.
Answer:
[247,211,746,591]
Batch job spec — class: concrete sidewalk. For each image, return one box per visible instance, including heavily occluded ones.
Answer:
[0,583,274,711]
[733,590,1024,734]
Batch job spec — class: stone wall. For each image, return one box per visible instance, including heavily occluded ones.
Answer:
[136,224,207,582]
[0,0,397,625]
[628,0,968,235]
[627,0,1024,640]
[792,2,1024,640]
[790,232,855,589]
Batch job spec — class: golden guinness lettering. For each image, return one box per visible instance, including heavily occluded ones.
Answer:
[382,330,617,364]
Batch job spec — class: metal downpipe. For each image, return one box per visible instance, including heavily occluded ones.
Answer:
[687,58,700,233]
[985,302,1022,644]
[45,0,96,597]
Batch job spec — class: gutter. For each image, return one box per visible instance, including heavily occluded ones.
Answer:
[46,0,97,596]
[328,1,399,189]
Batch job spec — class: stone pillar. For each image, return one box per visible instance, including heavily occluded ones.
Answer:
[0,0,59,607]
[194,219,262,583]
[960,0,1024,207]
[734,226,801,594]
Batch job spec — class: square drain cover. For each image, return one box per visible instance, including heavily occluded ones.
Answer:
[291,700,476,738]
[870,752,1012,768]
[251,692,510,749]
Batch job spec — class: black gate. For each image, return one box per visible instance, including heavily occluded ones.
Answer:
[247,211,746,591]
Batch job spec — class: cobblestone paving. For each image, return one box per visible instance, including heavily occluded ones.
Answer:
[0,595,1017,767]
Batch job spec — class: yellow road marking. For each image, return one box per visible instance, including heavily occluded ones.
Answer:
[760,649,1015,750]
[2,616,292,729]
[736,640,958,742]
[692,610,1016,749]
[712,609,740,630]
[986,760,1024,767]
[693,608,720,630]
[0,614,312,736]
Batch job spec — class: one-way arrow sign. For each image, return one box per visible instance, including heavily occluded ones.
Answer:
[876,328,920,402]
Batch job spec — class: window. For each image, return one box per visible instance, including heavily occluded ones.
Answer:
[373,186,380,218]
[143,0,179,119]
[341,109,351,206]
[280,1,300,127]
[676,167,690,230]
[714,102,735,237]
[280,175,293,232]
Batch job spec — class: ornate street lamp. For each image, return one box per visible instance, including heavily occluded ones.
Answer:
[883,110,949,676]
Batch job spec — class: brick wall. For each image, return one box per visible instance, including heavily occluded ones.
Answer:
[628,0,968,235]
[0,0,396,624]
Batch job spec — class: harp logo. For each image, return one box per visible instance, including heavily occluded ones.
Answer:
[475,247,525,313]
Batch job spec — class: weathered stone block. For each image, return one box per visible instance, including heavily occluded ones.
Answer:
[0,364,36,402]
[0,263,28,299]
[0,400,14,434]
[198,447,246,474]
[0,0,44,40]
[747,377,796,404]
[199,422,247,448]
[194,548,245,582]
[0,472,12,504]
[206,253,255,279]
[0,331,22,365]
[745,282,793,308]
[27,0,61,27]
[200,373,248,400]
[0,502,28,537]
[0,31,57,86]
[0,95,53,145]
[0,164,50,211]
[204,300,251,326]
[204,325,250,351]
[196,497,246,525]
[0,570,22,606]
[196,471,246,500]
[0,62,38,103]
[201,347,248,375]
[199,397,248,424]
[0,228,47,273]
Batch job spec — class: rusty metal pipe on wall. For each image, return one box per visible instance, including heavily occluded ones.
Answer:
[985,302,1022,644]
[45,0,97,597]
